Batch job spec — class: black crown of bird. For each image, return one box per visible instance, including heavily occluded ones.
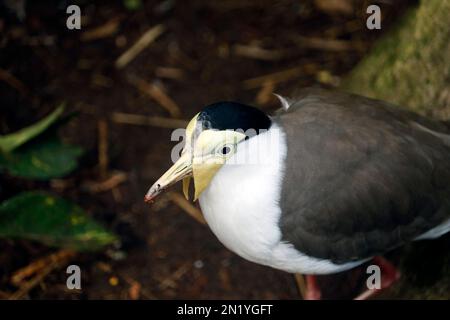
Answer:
[144,87,450,299]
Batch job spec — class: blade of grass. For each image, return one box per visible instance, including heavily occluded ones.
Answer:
[0,104,64,153]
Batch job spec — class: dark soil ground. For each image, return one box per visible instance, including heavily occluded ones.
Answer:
[3,0,444,300]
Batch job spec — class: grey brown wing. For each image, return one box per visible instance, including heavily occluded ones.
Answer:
[277,89,450,263]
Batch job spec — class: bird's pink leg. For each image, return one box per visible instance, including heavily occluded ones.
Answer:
[304,275,322,300]
[354,256,401,300]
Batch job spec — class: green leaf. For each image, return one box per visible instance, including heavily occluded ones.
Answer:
[0,192,118,251]
[0,105,64,153]
[0,134,83,180]
[123,0,142,11]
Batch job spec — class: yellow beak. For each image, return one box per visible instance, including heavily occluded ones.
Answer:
[144,152,192,203]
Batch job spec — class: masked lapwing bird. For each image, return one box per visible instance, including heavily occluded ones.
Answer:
[145,88,450,299]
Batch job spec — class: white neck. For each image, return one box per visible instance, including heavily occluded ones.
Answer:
[199,123,287,265]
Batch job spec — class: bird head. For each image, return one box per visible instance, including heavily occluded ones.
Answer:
[144,101,271,203]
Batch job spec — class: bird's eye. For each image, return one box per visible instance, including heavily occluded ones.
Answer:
[216,144,234,156]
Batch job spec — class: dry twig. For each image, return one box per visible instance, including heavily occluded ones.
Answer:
[98,119,109,179]
[168,192,207,225]
[111,112,188,129]
[11,250,76,286]
[9,265,56,300]
[0,68,29,96]
[243,66,315,89]
[115,24,165,69]
[82,171,128,194]
[294,36,355,51]
[81,18,121,41]
[9,250,76,299]
[155,67,185,81]
[158,262,191,290]
[116,272,157,299]
[255,80,276,106]
[128,75,182,118]
[314,0,353,16]
[233,44,285,61]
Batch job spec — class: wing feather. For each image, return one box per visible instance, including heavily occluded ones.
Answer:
[277,88,450,263]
